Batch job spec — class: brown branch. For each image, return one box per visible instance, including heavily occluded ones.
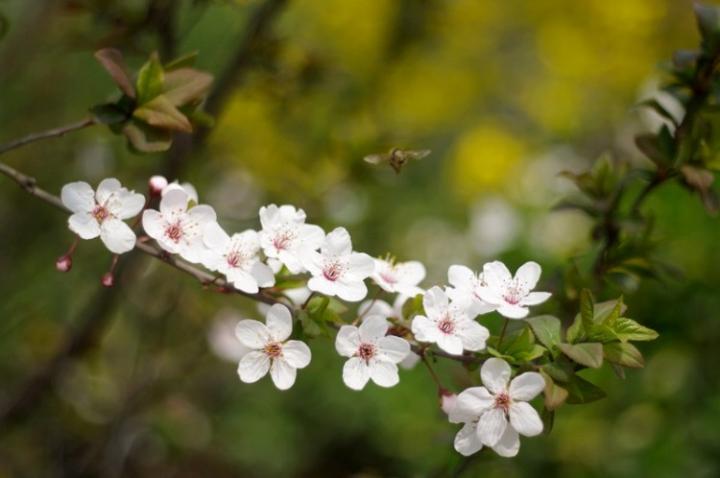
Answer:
[0,117,96,156]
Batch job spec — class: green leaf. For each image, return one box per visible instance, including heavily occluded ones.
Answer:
[585,324,620,344]
[636,99,679,127]
[558,342,603,369]
[603,342,644,368]
[0,11,9,41]
[486,346,514,361]
[613,317,659,342]
[541,360,575,383]
[306,296,329,317]
[164,51,199,71]
[298,310,327,338]
[695,3,720,53]
[122,120,172,153]
[90,103,130,125]
[565,375,606,404]
[580,289,595,331]
[566,314,584,344]
[136,52,165,105]
[401,294,424,320]
[593,297,625,325]
[134,95,192,133]
[526,315,562,351]
[541,407,555,434]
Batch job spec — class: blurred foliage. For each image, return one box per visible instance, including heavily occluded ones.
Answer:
[1,0,720,477]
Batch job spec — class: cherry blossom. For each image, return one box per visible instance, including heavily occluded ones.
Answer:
[302,227,375,302]
[162,179,199,203]
[335,315,410,390]
[203,222,275,293]
[61,178,145,254]
[258,204,325,273]
[235,304,311,390]
[446,264,497,317]
[359,296,420,369]
[371,257,426,296]
[142,188,217,264]
[477,261,551,319]
[448,358,544,457]
[411,287,489,355]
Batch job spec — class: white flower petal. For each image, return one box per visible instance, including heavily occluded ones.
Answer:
[509,372,545,401]
[347,252,375,280]
[250,261,275,288]
[68,212,100,239]
[160,188,189,214]
[342,357,370,390]
[454,387,494,418]
[397,261,425,286]
[100,219,137,254]
[203,221,230,249]
[492,426,520,457]
[509,402,543,437]
[359,315,388,342]
[235,320,271,348]
[237,351,270,383]
[115,191,146,219]
[358,299,394,318]
[307,276,339,297]
[369,360,399,388]
[423,286,449,318]
[448,264,475,288]
[437,333,464,355]
[477,407,507,447]
[61,181,95,213]
[411,315,438,343]
[141,209,165,240]
[188,204,217,224]
[377,336,410,364]
[270,359,297,390]
[323,227,352,256]
[454,423,484,456]
[335,325,361,357]
[515,261,542,290]
[334,280,368,302]
[457,320,490,352]
[265,304,293,342]
[496,303,529,319]
[481,358,512,394]
[299,224,325,249]
[282,340,311,369]
[95,178,121,204]
[521,291,551,306]
[225,270,259,293]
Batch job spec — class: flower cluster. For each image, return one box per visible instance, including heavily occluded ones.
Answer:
[58,175,556,458]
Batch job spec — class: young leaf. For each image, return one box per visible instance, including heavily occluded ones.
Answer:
[603,342,644,368]
[613,317,659,342]
[136,52,165,105]
[558,342,603,369]
[94,48,136,99]
[122,120,172,153]
[163,69,214,107]
[566,314,585,344]
[306,296,329,317]
[525,315,562,350]
[133,95,193,133]
[540,371,569,411]
[580,289,595,331]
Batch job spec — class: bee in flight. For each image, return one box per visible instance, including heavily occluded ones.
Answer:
[363,148,431,174]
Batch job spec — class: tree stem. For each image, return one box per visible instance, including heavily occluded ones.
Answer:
[0,117,96,156]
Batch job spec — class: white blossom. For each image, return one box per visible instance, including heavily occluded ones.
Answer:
[142,188,216,264]
[258,204,325,274]
[162,179,199,203]
[477,261,551,319]
[61,178,145,254]
[235,304,311,390]
[203,222,275,293]
[449,358,544,457]
[302,227,375,302]
[446,265,497,317]
[358,296,420,369]
[411,286,489,356]
[371,257,425,296]
[335,315,411,390]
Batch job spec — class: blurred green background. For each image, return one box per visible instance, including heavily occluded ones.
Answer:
[1,0,720,476]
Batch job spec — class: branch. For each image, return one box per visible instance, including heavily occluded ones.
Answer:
[0,117,96,156]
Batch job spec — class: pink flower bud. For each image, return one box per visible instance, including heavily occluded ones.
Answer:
[440,389,458,417]
[101,272,115,288]
[56,255,72,272]
[148,175,168,197]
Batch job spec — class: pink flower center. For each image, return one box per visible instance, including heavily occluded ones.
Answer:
[437,315,455,335]
[357,342,376,363]
[226,251,243,268]
[92,205,110,223]
[164,221,184,243]
[323,261,344,281]
[379,271,398,285]
[264,342,283,359]
[494,391,511,414]
[272,230,295,251]
[503,285,522,305]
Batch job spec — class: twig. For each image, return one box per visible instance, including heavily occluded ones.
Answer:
[0,117,96,156]
[497,318,509,348]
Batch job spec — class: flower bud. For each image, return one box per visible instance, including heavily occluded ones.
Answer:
[440,389,458,417]
[101,272,115,288]
[55,255,72,272]
[148,175,168,197]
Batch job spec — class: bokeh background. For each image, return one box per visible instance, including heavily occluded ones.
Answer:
[1,0,720,476]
